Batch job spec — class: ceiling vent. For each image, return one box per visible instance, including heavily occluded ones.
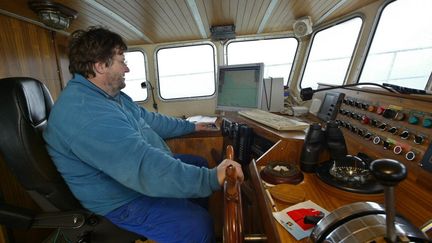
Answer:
[293,16,313,38]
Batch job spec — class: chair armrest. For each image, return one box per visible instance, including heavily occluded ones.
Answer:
[0,203,34,229]
[0,203,86,229]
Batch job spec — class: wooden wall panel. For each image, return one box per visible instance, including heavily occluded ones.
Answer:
[166,134,224,239]
[0,14,63,99]
[0,13,65,242]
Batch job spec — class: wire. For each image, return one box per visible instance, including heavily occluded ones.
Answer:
[319,82,397,93]
[142,81,158,112]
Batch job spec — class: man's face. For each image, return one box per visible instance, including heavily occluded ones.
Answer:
[106,52,130,93]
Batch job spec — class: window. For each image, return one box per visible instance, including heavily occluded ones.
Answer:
[301,17,362,89]
[123,50,147,101]
[156,44,216,100]
[226,37,298,86]
[359,0,432,90]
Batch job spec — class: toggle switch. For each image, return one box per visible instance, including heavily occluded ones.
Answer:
[394,112,405,121]
[378,123,387,131]
[414,135,424,144]
[364,133,373,140]
[383,140,392,150]
[388,127,398,134]
[399,130,410,139]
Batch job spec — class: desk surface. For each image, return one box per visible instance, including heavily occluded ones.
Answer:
[249,159,384,242]
[180,112,430,242]
[226,112,430,242]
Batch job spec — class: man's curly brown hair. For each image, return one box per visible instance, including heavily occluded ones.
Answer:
[68,26,127,79]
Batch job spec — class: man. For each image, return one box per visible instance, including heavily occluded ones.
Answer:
[43,26,243,243]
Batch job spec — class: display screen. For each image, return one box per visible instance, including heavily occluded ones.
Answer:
[216,63,264,111]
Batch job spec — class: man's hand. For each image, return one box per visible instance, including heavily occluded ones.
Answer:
[195,122,218,131]
[216,159,244,186]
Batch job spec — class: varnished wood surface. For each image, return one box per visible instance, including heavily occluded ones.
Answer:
[224,145,243,243]
[0,226,7,243]
[0,0,379,45]
[234,110,431,242]
[165,131,225,239]
[0,14,63,99]
[223,112,306,143]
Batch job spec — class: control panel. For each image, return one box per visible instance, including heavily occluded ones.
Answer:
[318,87,432,175]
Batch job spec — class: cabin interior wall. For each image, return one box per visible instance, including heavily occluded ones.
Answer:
[0,13,64,242]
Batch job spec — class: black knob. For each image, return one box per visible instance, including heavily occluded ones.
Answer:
[414,135,424,144]
[383,140,392,150]
[379,123,387,131]
[370,159,407,187]
[399,130,410,139]
[388,127,398,134]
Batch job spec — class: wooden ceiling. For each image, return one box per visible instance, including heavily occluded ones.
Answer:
[0,0,380,45]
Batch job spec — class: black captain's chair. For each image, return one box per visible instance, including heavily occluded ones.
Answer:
[0,77,142,242]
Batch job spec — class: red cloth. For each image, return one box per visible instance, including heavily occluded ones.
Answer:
[287,208,322,230]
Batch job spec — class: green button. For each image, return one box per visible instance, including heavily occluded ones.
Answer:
[423,118,432,128]
[408,116,419,124]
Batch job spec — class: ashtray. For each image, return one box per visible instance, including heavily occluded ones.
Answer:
[260,161,304,185]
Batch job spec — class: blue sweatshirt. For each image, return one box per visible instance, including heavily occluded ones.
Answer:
[43,74,220,215]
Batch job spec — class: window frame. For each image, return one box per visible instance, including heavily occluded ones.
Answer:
[123,48,149,103]
[298,14,365,90]
[224,35,300,87]
[154,41,217,101]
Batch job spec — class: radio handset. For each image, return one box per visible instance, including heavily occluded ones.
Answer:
[237,124,253,165]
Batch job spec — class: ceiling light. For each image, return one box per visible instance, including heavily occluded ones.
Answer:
[28,1,78,30]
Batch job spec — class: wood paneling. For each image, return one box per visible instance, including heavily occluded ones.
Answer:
[226,108,431,242]
[166,133,225,239]
[0,0,381,45]
[0,226,7,243]
[0,13,65,243]
[0,14,63,99]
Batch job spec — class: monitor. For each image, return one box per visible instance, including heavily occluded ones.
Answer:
[216,63,264,111]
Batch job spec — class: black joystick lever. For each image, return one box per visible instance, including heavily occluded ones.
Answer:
[370,159,407,243]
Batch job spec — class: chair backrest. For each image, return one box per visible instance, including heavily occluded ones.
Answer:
[0,77,81,211]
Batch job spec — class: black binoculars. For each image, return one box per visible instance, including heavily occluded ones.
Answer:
[300,120,347,172]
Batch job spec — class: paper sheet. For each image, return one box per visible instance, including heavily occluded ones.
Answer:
[272,200,329,240]
[186,115,217,123]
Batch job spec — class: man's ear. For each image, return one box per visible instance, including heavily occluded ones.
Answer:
[94,62,108,74]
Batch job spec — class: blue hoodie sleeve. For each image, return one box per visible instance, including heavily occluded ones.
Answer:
[69,110,220,198]
[138,106,195,139]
